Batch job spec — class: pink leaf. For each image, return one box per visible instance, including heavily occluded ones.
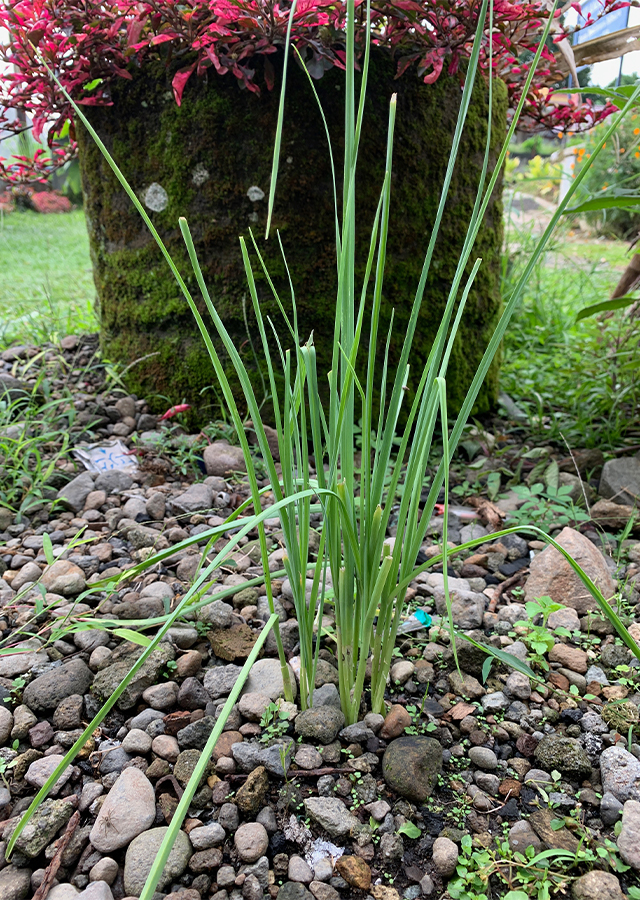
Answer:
[172,63,196,105]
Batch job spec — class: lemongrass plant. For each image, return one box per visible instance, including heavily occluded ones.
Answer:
[7,3,640,886]
[32,0,640,724]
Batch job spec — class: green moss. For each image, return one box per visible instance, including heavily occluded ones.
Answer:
[77,53,506,422]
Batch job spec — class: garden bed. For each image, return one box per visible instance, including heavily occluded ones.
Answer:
[0,335,639,900]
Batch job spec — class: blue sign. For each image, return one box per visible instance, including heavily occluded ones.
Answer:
[573,0,630,45]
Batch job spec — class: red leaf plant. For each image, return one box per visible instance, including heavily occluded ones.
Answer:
[0,0,628,184]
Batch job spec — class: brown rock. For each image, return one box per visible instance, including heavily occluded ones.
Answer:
[548,644,588,674]
[335,856,371,890]
[414,660,435,684]
[164,710,192,735]
[548,672,570,692]
[176,650,202,678]
[209,624,258,661]
[85,490,107,510]
[236,765,269,815]
[465,554,489,568]
[499,778,521,798]
[590,499,638,532]
[524,527,615,614]
[203,441,246,477]
[210,731,243,761]
[41,559,85,596]
[557,448,604,475]
[380,704,411,740]
[460,564,489,578]
[529,808,579,851]
[603,685,629,700]
[189,848,224,872]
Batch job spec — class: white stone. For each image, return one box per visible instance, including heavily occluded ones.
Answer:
[247,186,265,202]
[144,183,169,212]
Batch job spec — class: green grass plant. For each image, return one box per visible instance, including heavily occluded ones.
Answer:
[501,223,640,449]
[0,384,73,516]
[8,5,640,898]
[0,209,96,346]
[40,0,640,722]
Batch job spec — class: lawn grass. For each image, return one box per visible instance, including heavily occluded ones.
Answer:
[0,208,97,347]
[501,220,640,450]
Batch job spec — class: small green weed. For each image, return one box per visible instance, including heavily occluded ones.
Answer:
[448,831,635,900]
[513,596,566,671]
[259,701,291,744]
[0,388,73,516]
[506,483,590,532]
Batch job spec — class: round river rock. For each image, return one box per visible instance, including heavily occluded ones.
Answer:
[124,826,192,895]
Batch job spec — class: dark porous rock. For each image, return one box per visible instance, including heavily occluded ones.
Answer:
[236,765,269,815]
[454,634,497,678]
[265,618,299,655]
[294,707,345,744]
[91,643,175,710]
[278,884,314,900]
[178,677,210,711]
[177,716,216,750]
[23,659,93,712]
[382,735,443,803]
[534,735,591,780]
[174,748,212,787]
[189,848,224,872]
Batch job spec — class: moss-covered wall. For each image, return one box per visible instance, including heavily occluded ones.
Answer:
[77,52,506,423]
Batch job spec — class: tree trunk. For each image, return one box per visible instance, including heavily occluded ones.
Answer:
[77,52,506,423]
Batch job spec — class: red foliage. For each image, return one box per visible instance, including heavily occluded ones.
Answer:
[28,190,73,212]
[0,0,629,184]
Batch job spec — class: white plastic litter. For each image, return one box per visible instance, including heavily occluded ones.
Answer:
[305,838,345,870]
[73,439,138,474]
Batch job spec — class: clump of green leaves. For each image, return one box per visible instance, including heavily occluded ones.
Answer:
[448,832,632,900]
[260,701,291,744]
[612,663,640,690]
[507,483,590,532]
[0,388,73,516]
[513,595,566,671]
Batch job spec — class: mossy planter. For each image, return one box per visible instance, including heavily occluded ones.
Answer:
[77,52,506,424]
